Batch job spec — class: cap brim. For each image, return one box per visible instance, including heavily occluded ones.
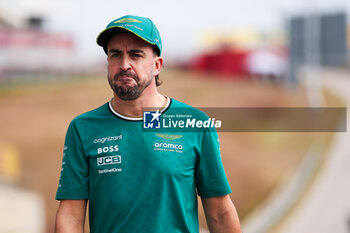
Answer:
[96,26,156,54]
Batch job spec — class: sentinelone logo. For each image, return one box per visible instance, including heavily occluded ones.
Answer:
[143,110,222,130]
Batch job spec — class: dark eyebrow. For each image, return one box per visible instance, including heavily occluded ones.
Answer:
[108,49,122,55]
[129,49,145,55]
[108,49,145,56]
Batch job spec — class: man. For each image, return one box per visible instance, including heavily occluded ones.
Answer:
[55,15,241,233]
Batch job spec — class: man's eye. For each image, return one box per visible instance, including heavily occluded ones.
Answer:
[132,53,142,58]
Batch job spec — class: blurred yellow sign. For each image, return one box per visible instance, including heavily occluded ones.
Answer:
[0,142,20,183]
[198,28,286,51]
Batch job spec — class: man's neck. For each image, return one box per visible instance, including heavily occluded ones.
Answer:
[111,91,167,118]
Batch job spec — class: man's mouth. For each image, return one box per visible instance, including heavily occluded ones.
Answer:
[115,72,138,83]
[117,76,135,81]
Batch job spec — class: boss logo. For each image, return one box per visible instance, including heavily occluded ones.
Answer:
[97,155,121,166]
[97,145,119,154]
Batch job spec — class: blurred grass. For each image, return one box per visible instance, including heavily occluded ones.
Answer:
[0,69,334,232]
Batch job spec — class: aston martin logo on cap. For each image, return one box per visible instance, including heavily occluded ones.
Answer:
[155,133,183,140]
[114,18,142,24]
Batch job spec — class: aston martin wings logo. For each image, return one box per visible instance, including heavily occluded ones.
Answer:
[114,18,142,24]
[155,133,183,140]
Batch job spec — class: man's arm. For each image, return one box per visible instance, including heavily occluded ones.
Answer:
[55,199,88,233]
[201,194,242,233]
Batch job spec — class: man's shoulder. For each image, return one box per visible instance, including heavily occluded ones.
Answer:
[71,102,110,124]
[170,98,199,110]
[169,98,208,118]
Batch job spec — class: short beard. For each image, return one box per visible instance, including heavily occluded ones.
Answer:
[108,70,153,101]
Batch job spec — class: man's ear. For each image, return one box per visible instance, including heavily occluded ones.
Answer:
[153,57,164,76]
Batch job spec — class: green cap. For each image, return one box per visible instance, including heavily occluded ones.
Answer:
[97,15,162,55]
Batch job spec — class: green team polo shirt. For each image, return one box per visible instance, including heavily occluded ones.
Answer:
[56,98,231,233]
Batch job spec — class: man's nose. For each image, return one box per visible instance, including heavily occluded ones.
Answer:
[120,55,131,71]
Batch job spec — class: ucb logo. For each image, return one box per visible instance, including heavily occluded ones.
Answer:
[143,110,161,129]
[97,155,121,166]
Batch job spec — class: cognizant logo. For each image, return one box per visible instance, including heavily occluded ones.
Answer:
[93,135,123,144]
